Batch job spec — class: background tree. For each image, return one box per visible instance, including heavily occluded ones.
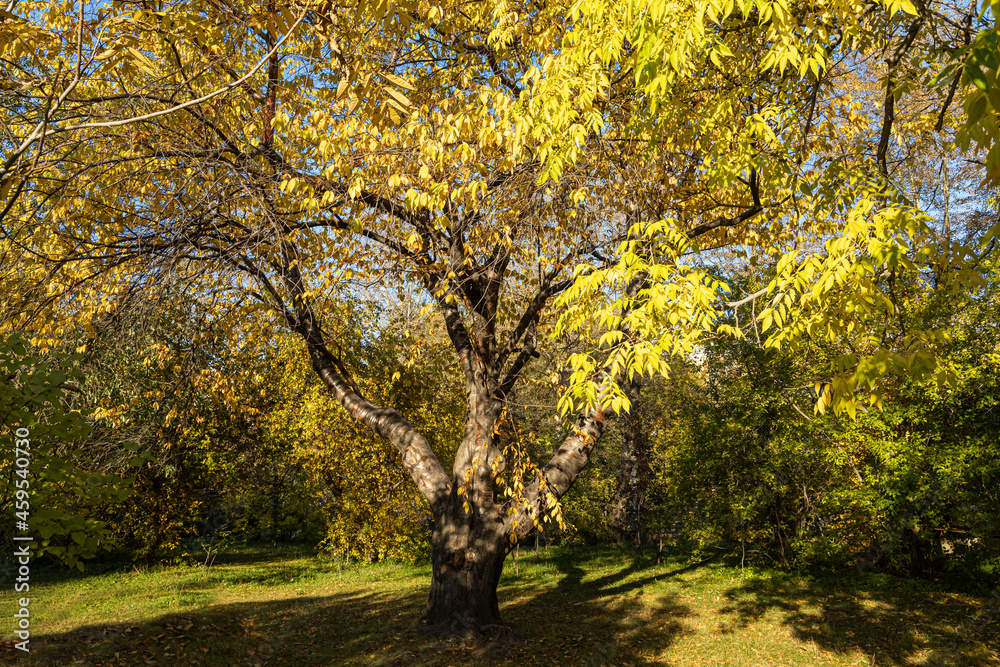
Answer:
[260,301,465,564]
[0,333,137,571]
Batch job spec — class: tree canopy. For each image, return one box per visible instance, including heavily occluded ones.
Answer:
[2,0,997,636]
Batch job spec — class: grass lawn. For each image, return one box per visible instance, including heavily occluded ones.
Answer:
[2,543,998,666]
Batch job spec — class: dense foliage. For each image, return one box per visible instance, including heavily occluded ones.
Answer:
[1,0,998,636]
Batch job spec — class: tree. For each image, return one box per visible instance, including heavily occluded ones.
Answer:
[640,257,1000,578]
[536,0,997,418]
[3,0,995,638]
[76,283,280,563]
[2,0,626,636]
[0,333,135,571]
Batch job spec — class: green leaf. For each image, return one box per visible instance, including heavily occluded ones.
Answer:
[968,93,989,126]
[966,59,989,91]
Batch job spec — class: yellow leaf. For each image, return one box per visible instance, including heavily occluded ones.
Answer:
[385,86,411,108]
[381,71,415,90]
[126,47,159,77]
[336,77,349,99]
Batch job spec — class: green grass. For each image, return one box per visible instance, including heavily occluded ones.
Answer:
[2,543,998,666]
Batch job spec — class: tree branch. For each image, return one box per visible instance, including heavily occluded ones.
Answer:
[685,168,763,239]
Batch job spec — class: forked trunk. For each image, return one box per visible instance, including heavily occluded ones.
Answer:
[300,329,608,637]
[279,185,612,640]
[421,400,609,637]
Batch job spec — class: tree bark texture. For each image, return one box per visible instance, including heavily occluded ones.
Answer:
[424,490,508,635]
[610,376,648,542]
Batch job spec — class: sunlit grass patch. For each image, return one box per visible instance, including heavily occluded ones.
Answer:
[1,543,996,666]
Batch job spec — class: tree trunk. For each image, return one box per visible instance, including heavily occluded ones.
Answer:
[296,292,610,637]
[611,376,648,542]
[423,491,508,637]
[610,262,649,542]
[905,525,927,576]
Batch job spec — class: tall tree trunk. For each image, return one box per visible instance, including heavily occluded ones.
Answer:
[422,378,509,635]
[905,525,927,576]
[610,376,648,542]
[423,491,508,636]
[283,239,611,636]
[422,374,611,635]
[610,258,650,542]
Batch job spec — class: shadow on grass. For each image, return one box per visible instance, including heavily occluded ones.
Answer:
[717,574,999,666]
[491,547,705,666]
[2,589,427,667]
[2,548,700,666]
[207,543,318,567]
[5,544,994,666]
[18,543,320,587]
